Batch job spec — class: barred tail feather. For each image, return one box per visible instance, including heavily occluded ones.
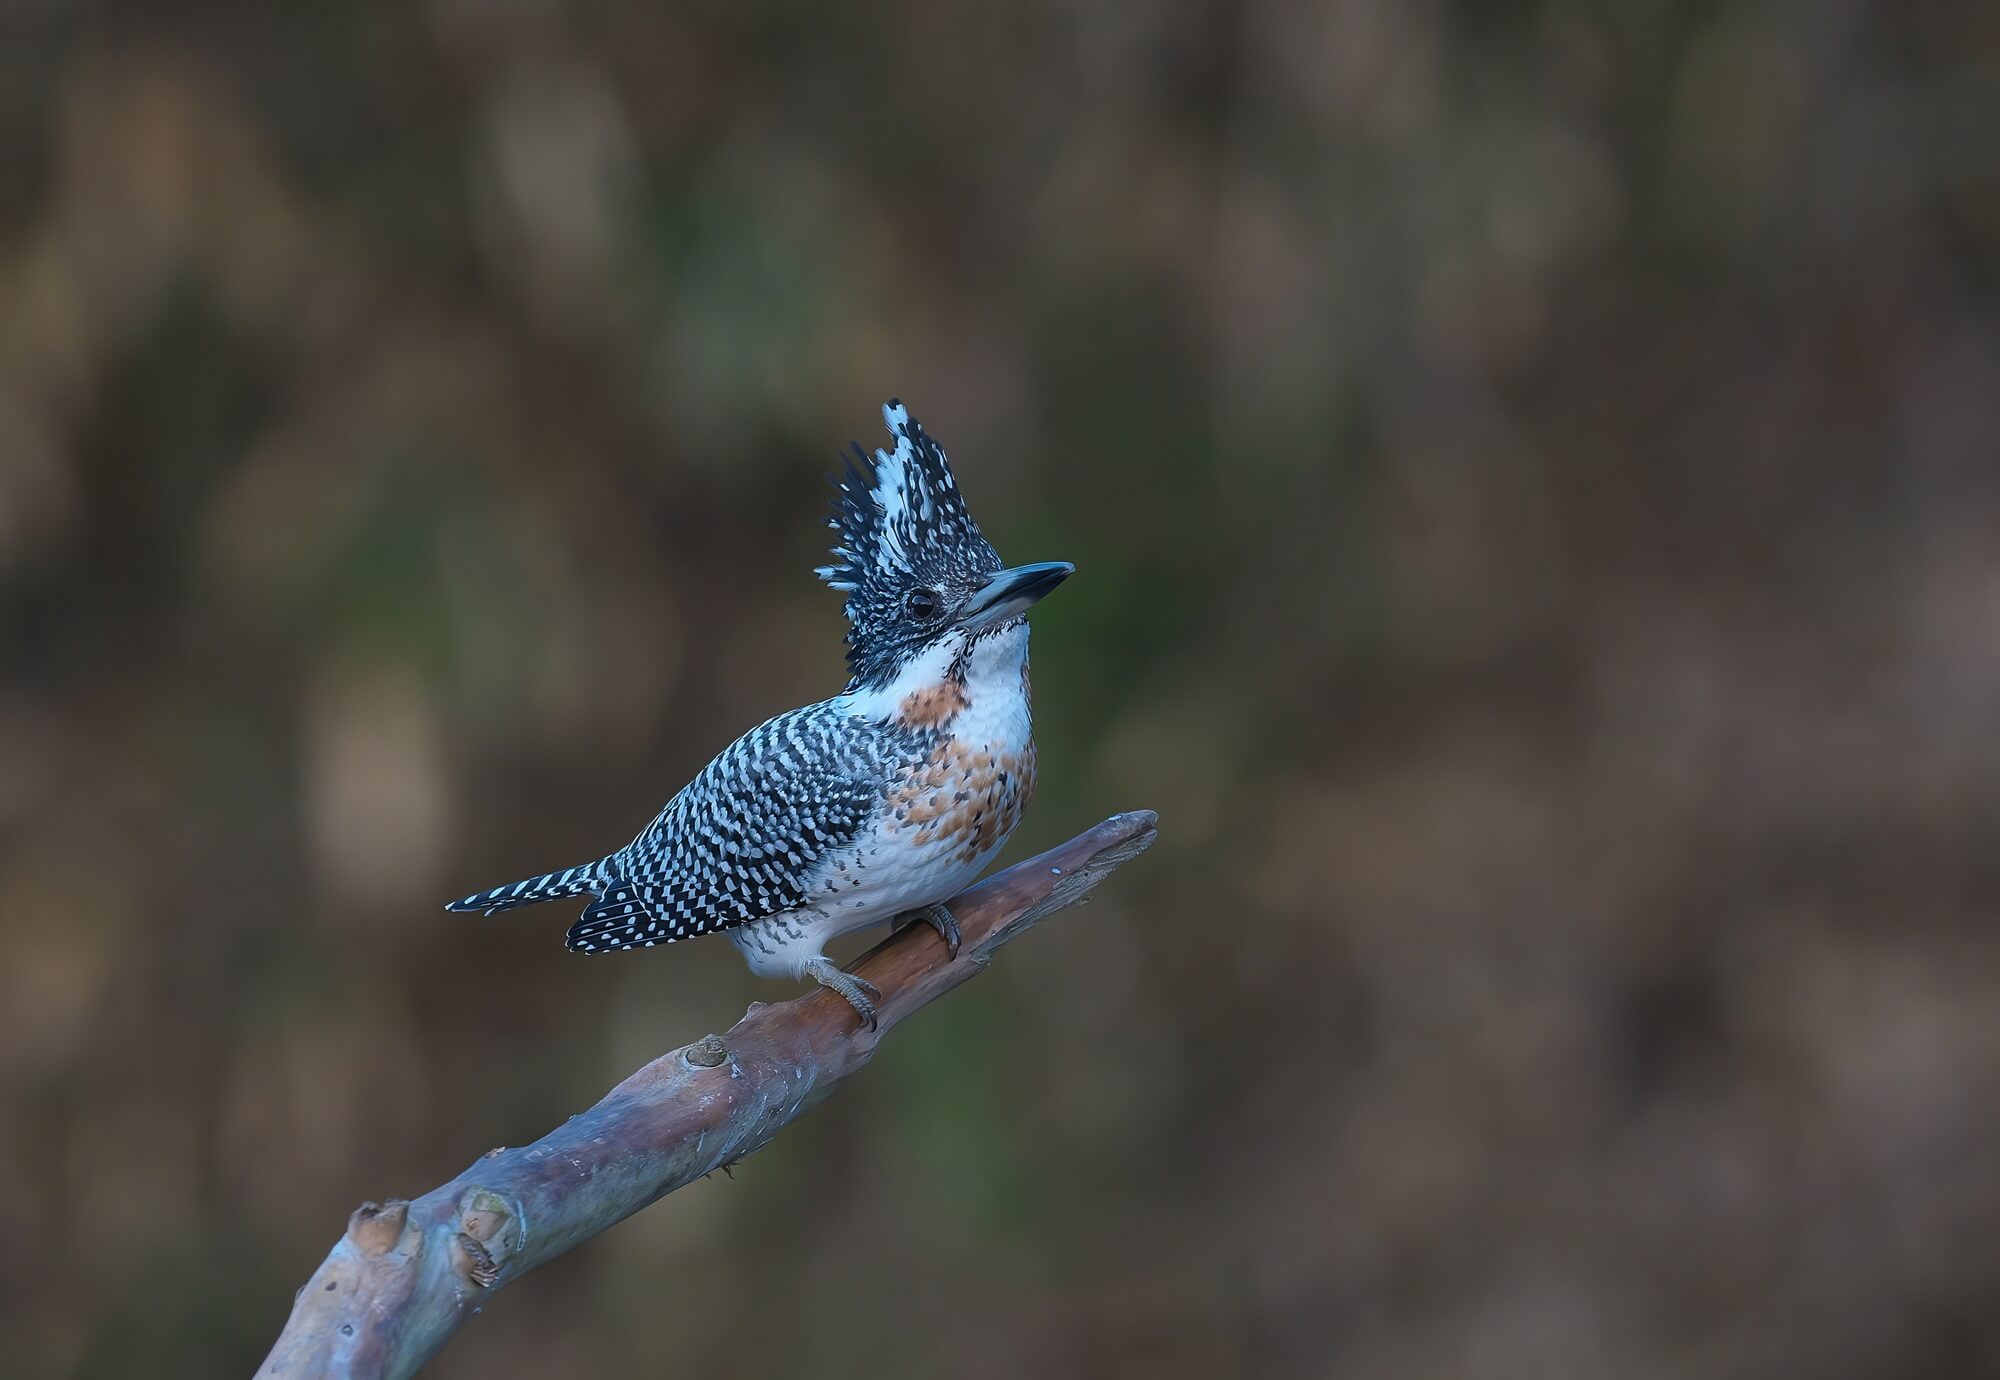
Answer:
[445,863,601,916]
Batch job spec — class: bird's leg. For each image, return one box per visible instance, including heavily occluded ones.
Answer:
[890,902,961,958]
[917,902,961,958]
[803,957,882,1031]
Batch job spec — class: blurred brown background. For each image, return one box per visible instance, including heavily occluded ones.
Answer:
[4,1,1999,1376]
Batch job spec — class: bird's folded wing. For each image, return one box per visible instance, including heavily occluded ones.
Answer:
[566,704,897,953]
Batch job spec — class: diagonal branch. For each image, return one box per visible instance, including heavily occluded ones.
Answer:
[258,809,1159,1380]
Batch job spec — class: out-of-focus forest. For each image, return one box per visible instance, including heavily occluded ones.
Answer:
[3,2,1999,1376]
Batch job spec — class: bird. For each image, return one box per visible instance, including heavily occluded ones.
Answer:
[446,399,1073,1028]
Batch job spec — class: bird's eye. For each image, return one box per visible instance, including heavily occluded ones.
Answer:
[906,588,942,620]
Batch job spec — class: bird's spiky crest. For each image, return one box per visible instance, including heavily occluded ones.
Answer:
[815,400,1002,689]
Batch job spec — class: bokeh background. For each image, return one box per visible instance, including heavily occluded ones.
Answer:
[4,2,1999,1376]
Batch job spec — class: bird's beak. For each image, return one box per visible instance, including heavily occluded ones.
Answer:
[957,560,1075,633]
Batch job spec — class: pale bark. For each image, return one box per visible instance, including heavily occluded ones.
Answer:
[258,809,1159,1380]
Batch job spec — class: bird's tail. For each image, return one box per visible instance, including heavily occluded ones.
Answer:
[445,862,603,916]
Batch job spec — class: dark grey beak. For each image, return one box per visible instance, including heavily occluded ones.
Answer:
[957,560,1075,632]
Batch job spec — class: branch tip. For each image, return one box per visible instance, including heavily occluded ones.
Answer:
[346,1199,410,1256]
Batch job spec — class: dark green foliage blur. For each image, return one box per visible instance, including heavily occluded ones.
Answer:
[3,2,1999,1376]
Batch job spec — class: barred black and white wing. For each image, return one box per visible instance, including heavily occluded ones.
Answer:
[564,703,901,954]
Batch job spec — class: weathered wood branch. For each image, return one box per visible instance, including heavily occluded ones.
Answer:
[258,809,1158,1380]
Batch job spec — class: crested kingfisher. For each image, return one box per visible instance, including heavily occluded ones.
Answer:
[446,400,1073,1027]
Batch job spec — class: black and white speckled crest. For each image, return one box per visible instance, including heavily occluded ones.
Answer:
[814,400,1003,689]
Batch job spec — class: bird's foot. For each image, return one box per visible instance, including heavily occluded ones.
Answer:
[892,902,960,958]
[803,958,882,1031]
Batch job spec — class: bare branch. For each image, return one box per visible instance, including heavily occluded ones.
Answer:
[258,810,1159,1380]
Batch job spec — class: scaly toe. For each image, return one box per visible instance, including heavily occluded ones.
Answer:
[921,903,961,959]
[804,959,881,1031]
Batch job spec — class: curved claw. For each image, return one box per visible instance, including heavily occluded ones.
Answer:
[916,903,961,959]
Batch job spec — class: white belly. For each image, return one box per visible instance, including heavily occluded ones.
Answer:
[730,620,1036,979]
[726,825,1003,980]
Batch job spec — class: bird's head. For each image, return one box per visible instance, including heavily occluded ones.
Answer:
[817,399,1073,692]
